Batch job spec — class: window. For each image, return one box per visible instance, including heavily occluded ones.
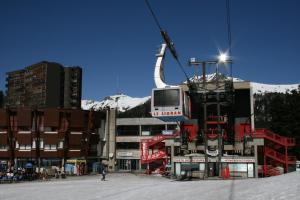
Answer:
[0,145,8,150]
[44,144,57,150]
[117,125,139,136]
[117,159,139,171]
[116,142,139,149]
[167,124,178,131]
[19,144,31,150]
[154,89,180,107]
[58,141,64,149]
[90,144,97,151]
[40,139,44,148]
[32,139,36,148]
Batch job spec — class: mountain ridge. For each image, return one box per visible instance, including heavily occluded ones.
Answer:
[82,75,299,111]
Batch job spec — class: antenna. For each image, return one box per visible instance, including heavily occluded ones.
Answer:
[116,75,120,95]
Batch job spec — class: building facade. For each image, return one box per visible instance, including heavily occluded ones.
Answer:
[110,117,177,172]
[0,108,105,171]
[5,61,82,109]
[0,91,3,108]
[109,81,296,178]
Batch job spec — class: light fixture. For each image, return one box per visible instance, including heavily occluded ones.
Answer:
[218,52,228,63]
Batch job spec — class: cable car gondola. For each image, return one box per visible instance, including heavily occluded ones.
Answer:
[151,87,190,122]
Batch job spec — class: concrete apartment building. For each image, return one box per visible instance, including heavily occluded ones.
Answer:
[5,61,82,109]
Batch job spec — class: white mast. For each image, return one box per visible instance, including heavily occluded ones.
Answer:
[154,44,177,88]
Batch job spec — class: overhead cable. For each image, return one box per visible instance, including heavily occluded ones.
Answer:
[145,0,190,82]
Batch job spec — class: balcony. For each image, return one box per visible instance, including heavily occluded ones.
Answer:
[40,149,64,158]
[18,131,31,134]
[44,131,58,134]
[0,150,10,157]
[15,150,37,158]
[67,149,82,158]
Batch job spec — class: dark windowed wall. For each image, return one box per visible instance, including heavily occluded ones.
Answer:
[117,125,139,136]
[5,61,82,109]
[141,125,166,136]
[0,91,3,108]
[116,142,140,149]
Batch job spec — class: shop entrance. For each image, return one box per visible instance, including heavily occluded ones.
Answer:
[208,162,218,177]
[117,159,139,171]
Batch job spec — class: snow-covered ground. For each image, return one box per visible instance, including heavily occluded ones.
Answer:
[1,172,299,200]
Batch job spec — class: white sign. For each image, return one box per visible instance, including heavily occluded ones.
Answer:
[221,158,255,163]
[141,131,150,136]
[206,149,219,157]
[162,130,174,135]
[173,157,205,163]
[117,152,133,157]
[152,111,182,117]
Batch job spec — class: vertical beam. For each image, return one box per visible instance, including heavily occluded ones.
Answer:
[34,109,41,173]
[285,146,288,173]
[254,144,258,178]
[203,63,208,179]
[108,109,116,172]
[263,146,267,177]
[216,65,222,177]
[170,144,175,176]
[6,108,14,167]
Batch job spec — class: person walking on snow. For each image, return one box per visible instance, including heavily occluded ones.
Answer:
[101,168,106,181]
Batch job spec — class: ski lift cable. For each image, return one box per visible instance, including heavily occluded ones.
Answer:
[145,0,190,82]
[226,0,232,55]
[226,0,233,79]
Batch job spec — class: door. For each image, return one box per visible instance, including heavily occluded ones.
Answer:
[247,164,254,178]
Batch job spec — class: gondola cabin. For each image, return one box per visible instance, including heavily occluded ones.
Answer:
[151,87,191,122]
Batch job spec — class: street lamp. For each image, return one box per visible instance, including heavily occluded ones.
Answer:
[217,51,232,64]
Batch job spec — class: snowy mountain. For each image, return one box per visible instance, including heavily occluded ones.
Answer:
[189,73,299,94]
[188,73,243,83]
[81,94,150,112]
[251,82,299,94]
[82,75,299,112]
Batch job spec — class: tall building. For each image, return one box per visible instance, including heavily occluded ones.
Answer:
[0,90,3,108]
[6,61,82,109]
[63,67,82,109]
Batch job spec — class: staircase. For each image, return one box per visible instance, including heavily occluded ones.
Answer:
[140,134,177,174]
[253,129,295,146]
[253,129,296,176]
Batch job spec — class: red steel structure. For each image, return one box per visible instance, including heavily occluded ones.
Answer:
[253,129,296,176]
[140,133,178,174]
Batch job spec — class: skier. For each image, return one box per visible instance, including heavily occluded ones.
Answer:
[101,168,106,181]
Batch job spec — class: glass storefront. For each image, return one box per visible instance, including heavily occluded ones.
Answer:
[117,159,139,171]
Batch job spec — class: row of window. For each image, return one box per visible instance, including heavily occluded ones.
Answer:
[1,142,97,151]
[116,125,178,136]
[15,140,64,150]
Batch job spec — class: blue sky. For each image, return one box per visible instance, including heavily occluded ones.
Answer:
[0,0,299,100]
